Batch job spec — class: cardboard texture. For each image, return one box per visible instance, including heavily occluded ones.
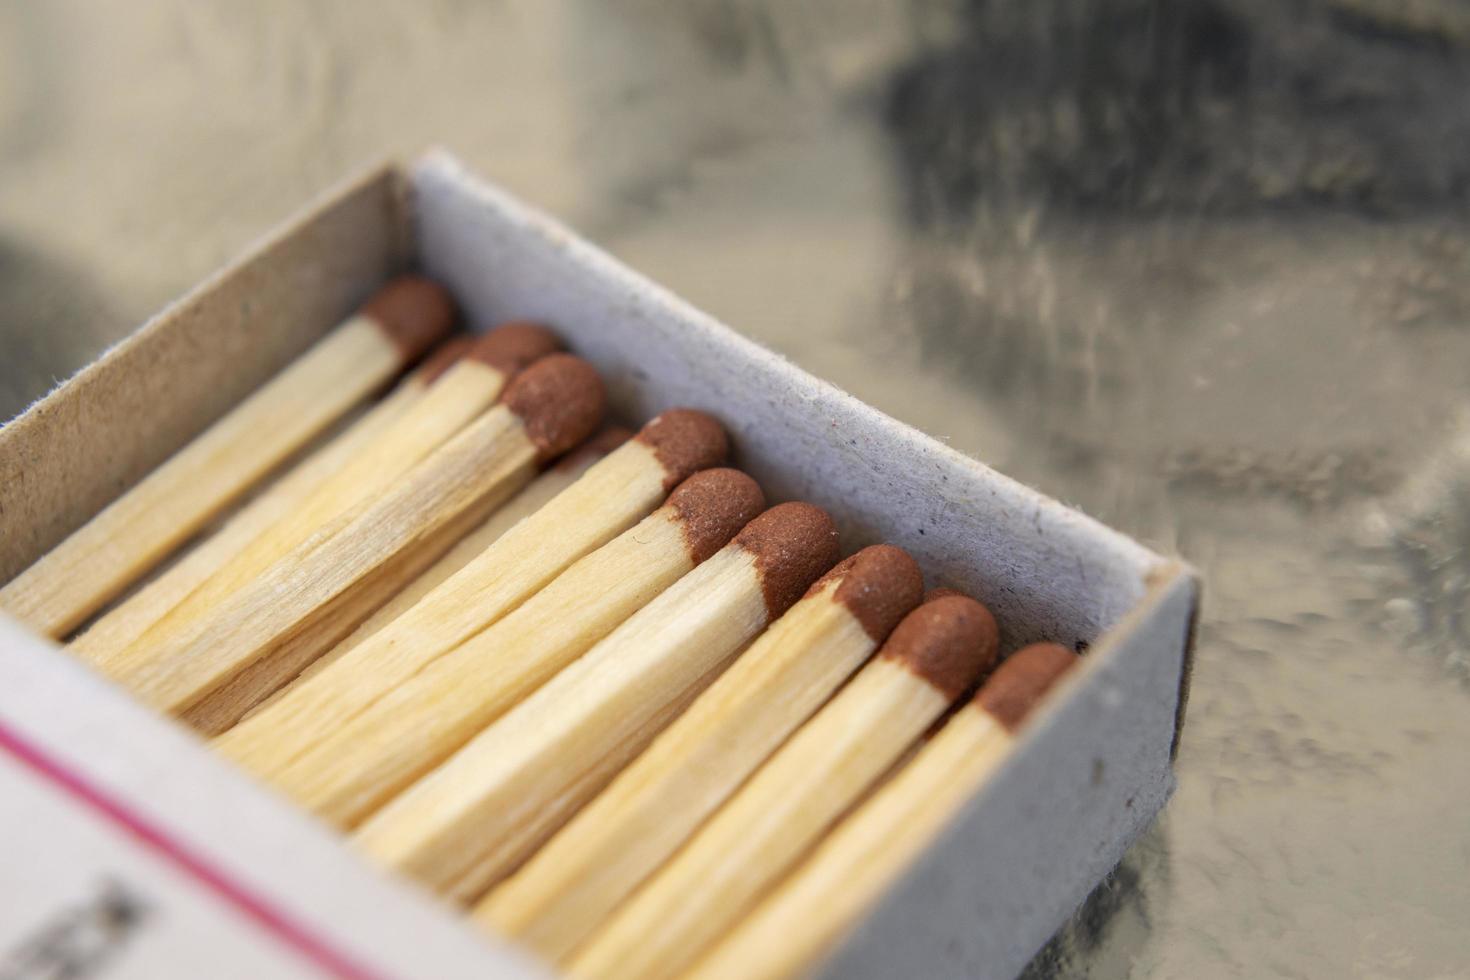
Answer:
[0,152,1196,980]
[0,168,410,584]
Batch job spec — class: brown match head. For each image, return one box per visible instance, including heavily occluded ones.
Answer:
[973,643,1079,732]
[361,276,458,360]
[807,545,924,643]
[466,321,564,377]
[879,595,999,701]
[501,354,607,463]
[413,335,473,385]
[734,502,841,622]
[664,469,766,564]
[923,587,967,604]
[554,425,635,473]
[635,409,730,492]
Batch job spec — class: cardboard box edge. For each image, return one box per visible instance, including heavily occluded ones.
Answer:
[0,160,410,584]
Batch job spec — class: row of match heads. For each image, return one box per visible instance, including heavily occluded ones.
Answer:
[370,275,1079,714]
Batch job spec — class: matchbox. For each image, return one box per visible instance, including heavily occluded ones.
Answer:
[0,151,1197,980]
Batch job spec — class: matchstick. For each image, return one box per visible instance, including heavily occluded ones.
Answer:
[477,544,924,963]
[112,354,605,734]
[262,426,634,697]
[252,468,765,828]
[69,327,545,668]
[567,593,998,980]
[89,322,560,679]
[66,341,453,662]
[686,643,1080,980]
[212,408,730,769]
[0,277,455,638]
[350,502,841,903]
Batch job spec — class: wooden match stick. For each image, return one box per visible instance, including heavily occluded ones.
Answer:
[90,322,560,679]
[66,341,452,663]
[74,325,556,670]
[269,426,634,693]
[252,468,765,828]
[213,408,730,769]
[0,277,455,638]
[567,593,998,980]
[477,544,924,963]
[686,643,1080,980]
[352,502,841,903]
[112,354,604,734]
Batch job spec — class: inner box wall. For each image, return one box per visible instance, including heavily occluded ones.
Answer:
[408,152,1161,651]
[0,166,411,585]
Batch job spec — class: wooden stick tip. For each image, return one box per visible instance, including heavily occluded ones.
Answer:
[635,410,730,491]
[361,276,458,359]
[554,425,635,472]
[809,544,924,642]
[412,334,474,385]
[501,354,607,462]
[735,502,841,622]
[665,469,766,563]
[974,642,1079,732]
[468,321,564,376]
[880,595,999,700]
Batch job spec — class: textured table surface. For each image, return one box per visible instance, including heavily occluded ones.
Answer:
[2,2,1467,977]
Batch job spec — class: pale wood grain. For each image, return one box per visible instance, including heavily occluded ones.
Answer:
[0,315,405,637]
[569,658,951,980]
[97,358,509,681]
[685,709,1013,980]
[69,372,427,666]
[213,440,671,775]
[353,544,771,902]
[478,580,876,963]
[114,406,538,726]
[243,441,609,720]
[268,506,695,828]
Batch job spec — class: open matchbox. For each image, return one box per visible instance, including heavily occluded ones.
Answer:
[0,150,1198,980]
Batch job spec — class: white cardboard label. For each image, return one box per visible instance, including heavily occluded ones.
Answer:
[0,613,545,980]
[0,724,369,980]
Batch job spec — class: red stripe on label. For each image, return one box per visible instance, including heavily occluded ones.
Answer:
[0,720,394,980]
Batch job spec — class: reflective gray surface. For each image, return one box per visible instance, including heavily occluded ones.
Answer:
[2,2,1467,976]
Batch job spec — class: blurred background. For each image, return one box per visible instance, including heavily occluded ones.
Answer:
[2,1,1468,976]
